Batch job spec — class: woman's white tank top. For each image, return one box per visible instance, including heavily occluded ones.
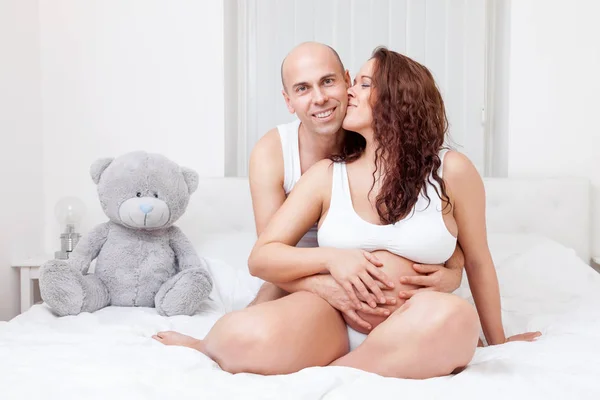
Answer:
[318,151,457,264]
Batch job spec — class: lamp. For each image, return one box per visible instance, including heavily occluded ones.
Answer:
[54,196,86,260]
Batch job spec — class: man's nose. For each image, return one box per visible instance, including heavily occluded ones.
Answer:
[312,88,328,104]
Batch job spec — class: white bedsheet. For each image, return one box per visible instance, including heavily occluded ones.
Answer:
[2,234,600,400]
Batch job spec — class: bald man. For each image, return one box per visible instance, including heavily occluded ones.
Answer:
[246,42,465,327]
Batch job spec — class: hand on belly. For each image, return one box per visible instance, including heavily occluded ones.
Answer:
[343,250,422,334]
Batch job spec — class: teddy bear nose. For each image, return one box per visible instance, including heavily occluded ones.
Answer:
[139,204,154,214]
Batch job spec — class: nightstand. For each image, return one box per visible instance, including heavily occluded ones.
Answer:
[592,257,600,273]
[12,255,52,313]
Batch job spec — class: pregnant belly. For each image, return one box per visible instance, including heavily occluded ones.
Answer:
[343,250,422,334]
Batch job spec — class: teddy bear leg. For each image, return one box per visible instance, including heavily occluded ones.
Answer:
[40,260,110,316]
[79,274,111,313]
[154,268,213,316]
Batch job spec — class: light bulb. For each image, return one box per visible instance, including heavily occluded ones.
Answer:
[54,196,86,227]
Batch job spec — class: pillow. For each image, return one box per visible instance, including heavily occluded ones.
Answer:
[194,230,257,271]
[455,233,600,336]
[194,231,264,311]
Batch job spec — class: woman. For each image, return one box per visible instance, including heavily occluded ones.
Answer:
[154,47,540,378]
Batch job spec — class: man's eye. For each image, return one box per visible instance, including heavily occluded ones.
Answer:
[296,86,307,92]
[324,79,334,85]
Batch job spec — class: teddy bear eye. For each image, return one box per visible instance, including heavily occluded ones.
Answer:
[153,193,159,198]
[136,192,142,197]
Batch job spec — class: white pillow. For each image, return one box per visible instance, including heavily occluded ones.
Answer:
[194,230,257,271]
[194,231,264,311]
[455,233,600,336]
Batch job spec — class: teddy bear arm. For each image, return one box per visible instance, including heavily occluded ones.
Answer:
[169,226,206,271]
[69,222,110,274]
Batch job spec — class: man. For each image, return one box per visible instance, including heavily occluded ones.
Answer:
[247,41,465,328]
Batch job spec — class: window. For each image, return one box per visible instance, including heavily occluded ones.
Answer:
[227,0,487,176]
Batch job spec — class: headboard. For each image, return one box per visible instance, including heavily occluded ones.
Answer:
[483,177,591,263]
[175,177,592,263]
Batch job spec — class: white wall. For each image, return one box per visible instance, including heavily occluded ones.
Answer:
[507,0,600,258]
[38,0,226,252]
[0,0,44,320]
[0,0,226,320]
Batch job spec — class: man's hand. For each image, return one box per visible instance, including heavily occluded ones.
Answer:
[312,275,396,331]
[397,263,462,299]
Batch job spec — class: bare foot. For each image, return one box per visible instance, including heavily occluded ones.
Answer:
[152,331,202,350]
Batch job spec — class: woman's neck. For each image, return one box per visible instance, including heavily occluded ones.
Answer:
[357,136,386,182]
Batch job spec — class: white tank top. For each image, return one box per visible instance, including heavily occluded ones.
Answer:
[277,119,319,248]
[318,150,457,264]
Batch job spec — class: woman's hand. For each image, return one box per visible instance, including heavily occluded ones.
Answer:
[478,331,542,347]
[313,275,396,331]
[325,249,395,309]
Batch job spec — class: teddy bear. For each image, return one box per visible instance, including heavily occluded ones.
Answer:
[39,151,213,317]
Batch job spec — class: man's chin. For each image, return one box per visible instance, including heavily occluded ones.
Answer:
[314,124,344,136]
[311,118,345,135]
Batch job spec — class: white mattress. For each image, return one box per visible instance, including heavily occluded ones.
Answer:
[2,233,600,400]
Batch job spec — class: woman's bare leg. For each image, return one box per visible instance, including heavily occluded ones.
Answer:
[247,282,288,307]
[155,291,349,375]
[330,291,480,379]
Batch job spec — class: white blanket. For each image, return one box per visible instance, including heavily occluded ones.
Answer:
[2,234,600,400]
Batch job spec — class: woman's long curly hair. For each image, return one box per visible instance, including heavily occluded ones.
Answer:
[332,47,450,224]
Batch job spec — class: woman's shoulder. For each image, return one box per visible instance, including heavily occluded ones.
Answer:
[294,159,336,191]
[305,158,337,175]
[302,159,336,184]
[442,150,475,175]
[441,150,484,193]
[282,159,335,206]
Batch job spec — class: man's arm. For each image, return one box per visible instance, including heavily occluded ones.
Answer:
[249,128,287,236]
[247,129,325,301]
[445,243,465,273]
[397,243,465,299]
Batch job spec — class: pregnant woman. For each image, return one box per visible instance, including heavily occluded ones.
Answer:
[154,47,540,378]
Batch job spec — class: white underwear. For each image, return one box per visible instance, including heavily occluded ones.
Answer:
[347,325,368,351]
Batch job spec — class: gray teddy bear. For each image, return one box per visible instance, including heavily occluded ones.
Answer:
[39,151,213,317]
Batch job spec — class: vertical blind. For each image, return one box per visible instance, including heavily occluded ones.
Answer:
[234,0,487,175]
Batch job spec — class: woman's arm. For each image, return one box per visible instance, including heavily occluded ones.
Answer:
[444,151,506,345]
[248,160,392,307]
[248,160,334,282]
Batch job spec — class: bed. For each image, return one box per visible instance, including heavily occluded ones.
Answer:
[2,177,600,400]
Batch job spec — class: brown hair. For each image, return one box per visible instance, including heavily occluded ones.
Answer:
[333,47,450,224]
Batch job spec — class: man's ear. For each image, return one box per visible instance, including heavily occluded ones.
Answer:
[282,90,295,114]
[344,69,352,87]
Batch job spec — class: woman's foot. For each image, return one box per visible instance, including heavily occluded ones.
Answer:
[152,331,203,350]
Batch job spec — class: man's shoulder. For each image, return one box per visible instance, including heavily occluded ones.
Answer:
[251,128,283,160]
[249,127,284,182]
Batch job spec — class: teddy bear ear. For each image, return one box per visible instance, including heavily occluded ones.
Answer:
[90,157,114,185]
[181,167,199,194]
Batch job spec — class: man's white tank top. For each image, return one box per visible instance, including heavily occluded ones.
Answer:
[277,119,319,248]
[318,150,457,264]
